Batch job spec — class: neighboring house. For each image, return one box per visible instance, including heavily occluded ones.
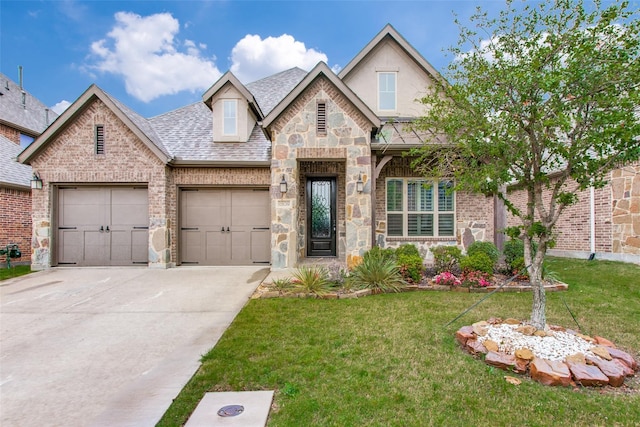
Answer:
[0,71,57,264]
[16,24,637,270]
[506,162,640,264]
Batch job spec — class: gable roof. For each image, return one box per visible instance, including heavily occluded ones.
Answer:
[18,85,172,165]
[246,67,309,116]
[262,62,380,131]
[0,134,32,189]
[202,71,264,119]
[338,24,445,85]
[149,102,271,165]
[0,72,58,137]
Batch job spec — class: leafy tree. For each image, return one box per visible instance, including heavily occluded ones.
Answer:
[412,0,640,328]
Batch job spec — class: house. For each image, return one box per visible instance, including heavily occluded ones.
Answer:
[17,25,495,270]
[18,24,636,270]
[0,71,57,264]
[506,163,640,264]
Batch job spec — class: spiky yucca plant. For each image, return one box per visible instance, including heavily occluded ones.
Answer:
[291,266,332,297]
[348,250,406,293]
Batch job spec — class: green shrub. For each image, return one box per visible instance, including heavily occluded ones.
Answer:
[395,244,420,258]
[349,249,406,293]
[467,241,500,265]
[503,239,538,273]
[367,245,396,262]
[511,256,528,278]
[397,253,424,283]
[390,244,424,283]
[291,266,332,296]
[460,252,494,275]
[430,245,462,273]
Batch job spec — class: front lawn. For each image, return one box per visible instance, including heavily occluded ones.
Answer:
[159,258,640,426]
[0,264,32,281]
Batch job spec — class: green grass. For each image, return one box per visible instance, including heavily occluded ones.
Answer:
[159,258,640,426]
[0,264,32,281]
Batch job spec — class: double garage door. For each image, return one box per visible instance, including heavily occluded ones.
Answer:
[55,186,270,266]
[57,187,149,266]
[180,188,270,265]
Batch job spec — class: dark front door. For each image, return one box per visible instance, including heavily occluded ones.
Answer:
[306,177,337,257]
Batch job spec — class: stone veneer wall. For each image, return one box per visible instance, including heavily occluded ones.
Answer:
[0,186,32,263]
[611,163,640,256]
[28,98,170,269]
[269,76,372,269]
[374,155,494,262]
[168,167,270,264]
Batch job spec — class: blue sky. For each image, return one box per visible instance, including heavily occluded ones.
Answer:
[1,0,510,117]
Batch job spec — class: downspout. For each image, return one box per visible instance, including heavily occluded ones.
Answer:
[589,186,596,260]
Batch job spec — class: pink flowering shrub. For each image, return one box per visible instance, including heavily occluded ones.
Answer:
[433,271,462,287]
[460,270,492,288]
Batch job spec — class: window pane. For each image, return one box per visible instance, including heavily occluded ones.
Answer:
[408,214,433,236]
[408,181,433,212]
[223,100,237,135]
[438,181,454,212]
[387,213,403,236]
[387,179,403,211]
[438,214,455,236]
[379,73,396,110]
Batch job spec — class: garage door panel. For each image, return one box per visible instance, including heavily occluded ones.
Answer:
[57,230,81,264]
[230,231,249,262]
[205,231,227,263]
[57,187,148,266]
[111,189,148,226]
[250,230,270,263]
[231,191,269,227]
[83,231,108,262]
[180,188,269,265]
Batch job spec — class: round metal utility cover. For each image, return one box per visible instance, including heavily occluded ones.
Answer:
[217,405,245,417]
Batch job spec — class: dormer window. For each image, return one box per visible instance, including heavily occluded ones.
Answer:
[223,99,237,136]
[378,72,396,111]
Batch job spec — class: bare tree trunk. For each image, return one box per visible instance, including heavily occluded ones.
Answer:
[530,272,546,329]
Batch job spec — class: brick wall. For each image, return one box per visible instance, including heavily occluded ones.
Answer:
[506,177,612,253]
[0,186,31,263]
[0,123,20,144]
[29,97,169,268]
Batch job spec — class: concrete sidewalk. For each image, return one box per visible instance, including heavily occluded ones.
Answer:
[0,266,269,427]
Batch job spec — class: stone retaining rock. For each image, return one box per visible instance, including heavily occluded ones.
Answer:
[530,358,573,386]
[567,362,609,387]
[456,319,639,388]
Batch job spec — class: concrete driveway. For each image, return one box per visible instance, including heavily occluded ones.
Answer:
[0,266,269,427]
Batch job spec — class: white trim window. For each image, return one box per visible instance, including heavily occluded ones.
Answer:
[386,178,455,237]
[378,72,396,111]
[223,99,237,136]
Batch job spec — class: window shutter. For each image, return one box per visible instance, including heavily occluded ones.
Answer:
[317,102,327,136]
[95,125,105,155]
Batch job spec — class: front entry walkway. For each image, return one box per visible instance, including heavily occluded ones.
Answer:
[0,266,268,427]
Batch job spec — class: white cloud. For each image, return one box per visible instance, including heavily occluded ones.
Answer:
[230,34,328,83]
[87,12,221,102]
[51,100,72,115]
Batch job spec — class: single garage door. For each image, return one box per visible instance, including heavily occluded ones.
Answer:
[57,187,149,266]
[180,188,270,265]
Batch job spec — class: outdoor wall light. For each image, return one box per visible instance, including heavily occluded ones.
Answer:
[279,174,288,193]
[30,172,43,190]
[356,172,364,193]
